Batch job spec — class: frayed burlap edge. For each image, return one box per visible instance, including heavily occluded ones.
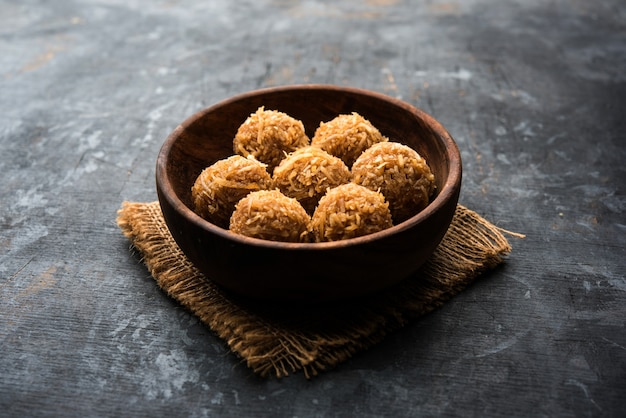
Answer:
[117,201,522,378]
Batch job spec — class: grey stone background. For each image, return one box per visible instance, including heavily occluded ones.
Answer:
[1,1,624,416]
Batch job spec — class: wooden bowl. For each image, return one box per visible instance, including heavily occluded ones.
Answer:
[156,85,461,304]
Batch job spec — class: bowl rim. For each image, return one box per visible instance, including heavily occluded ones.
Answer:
[156,84,462,251]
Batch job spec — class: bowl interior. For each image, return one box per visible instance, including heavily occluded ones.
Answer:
[165,86,455,224]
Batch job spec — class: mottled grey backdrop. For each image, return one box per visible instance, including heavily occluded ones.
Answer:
[1,1,625,417]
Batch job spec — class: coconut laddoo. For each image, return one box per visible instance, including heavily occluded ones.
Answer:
[191,155,273,228]
[233,106,310,173]
[310,183,393,242]
[229,190,311,243]
[311,112,388,167]
[352,141,435,223]
[272,146,352,214]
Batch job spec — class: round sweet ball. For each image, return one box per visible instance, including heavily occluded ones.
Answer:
[310,183,393,242]
[352,142,435,223]
[191,155,273,228]
[233,106,310,173]
[311,112,388,167]
[272,146,352,214]
[229,190,311,243]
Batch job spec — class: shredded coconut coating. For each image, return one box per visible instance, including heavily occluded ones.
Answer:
[311,112,388,167]
[352,142,435,223]
[229,190,311,243]
[272,146,352,214]
[233,107,310,173]
[311,183,392,242]
[191,155,273,228]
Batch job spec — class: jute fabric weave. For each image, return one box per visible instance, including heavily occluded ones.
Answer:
[117,201,518,378]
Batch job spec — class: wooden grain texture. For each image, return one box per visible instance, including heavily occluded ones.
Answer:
[1,0,625,416]
[156,85,461,303]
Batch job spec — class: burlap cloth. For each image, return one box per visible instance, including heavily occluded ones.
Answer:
[117,201,521,378]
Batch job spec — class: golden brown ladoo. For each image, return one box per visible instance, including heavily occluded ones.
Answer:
[191,109,436,244]
[352,141,435,223]
[229,190,311,243]
[233,106,310,173]
[310,183,393,242]
[191,155,273,228]
[311,112,388,167]
[272,146,352,214]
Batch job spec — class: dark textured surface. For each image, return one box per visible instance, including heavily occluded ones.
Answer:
[1,0,624,416]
